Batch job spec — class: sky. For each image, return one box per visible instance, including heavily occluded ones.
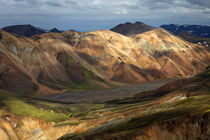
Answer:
[0,0,210,31]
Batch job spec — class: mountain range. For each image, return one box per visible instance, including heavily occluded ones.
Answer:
[161,24,210,47]
[2,24,62,37]
[0,22,210,140]
[0,26,209,95]
[161,24,210,38]
[2,23,210,46]
[178,30,210,47]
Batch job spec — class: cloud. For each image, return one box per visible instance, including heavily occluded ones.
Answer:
[112,1,139,9]
[65,0,78,5]
[8,0,44,8]
[0,0,210,31]
[10,0,81,8]
[185,0,210,8]
[114,9,128,15]
[46,1,63,7]
[13,0,24,1]
[203,8,210,14]
[142,0,210,10]
[89,0,103,8]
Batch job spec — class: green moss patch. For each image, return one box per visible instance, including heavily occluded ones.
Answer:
[4,97,68,122]
[84,68,95,79]
[104,95,210,137]
[193,46,205,53]
[54,121,81,127]
[0,91,69,122]
[193,69,210,80]
[65,52,76,63]
[0,110,3,117]
[37,79,71,90]
[61,95,210,139]
[69,104,105,117]
[107,97,157,105]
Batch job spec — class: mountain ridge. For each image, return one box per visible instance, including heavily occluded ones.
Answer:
[0,28,209,95]
[161,24,210,38]
[1,24,63,37]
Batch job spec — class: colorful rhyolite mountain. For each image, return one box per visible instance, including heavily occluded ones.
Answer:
[0,27,209,94]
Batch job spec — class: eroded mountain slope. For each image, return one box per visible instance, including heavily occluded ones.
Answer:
[134,28,210,77]
[0,67,209,140]
[0,28,209,94]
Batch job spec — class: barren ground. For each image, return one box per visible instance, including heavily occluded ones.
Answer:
[40,79,174,103]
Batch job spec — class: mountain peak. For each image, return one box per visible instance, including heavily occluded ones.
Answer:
[111,21,155,36]
[49,28,62,33]
[134,21,144,24]
[2,24,46,37]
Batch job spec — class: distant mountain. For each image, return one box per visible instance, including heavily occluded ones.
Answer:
[178,30,210,47]
[49,28,63,33]
[111,21,155,36]
[2,24,46,37]
[161,24,210,38]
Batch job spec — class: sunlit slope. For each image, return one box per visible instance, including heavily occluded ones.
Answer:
[134,28,210,77]
[0,28,209,94]
[0,30,111,94]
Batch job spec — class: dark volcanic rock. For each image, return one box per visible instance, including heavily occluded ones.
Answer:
[111,21,155,36]
[2,24,46,37]
[50,28,63,33]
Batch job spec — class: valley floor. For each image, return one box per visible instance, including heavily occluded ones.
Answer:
[39,79,174,103]
[0,69,209,140]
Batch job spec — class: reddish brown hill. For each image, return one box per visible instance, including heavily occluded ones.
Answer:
[0,28,209,94]
[134,28,210,77]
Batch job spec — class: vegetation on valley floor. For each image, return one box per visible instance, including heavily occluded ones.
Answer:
[0,68,209,139]
[59,69,210,139]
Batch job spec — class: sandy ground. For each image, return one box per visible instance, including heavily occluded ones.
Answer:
[40,79,174,103]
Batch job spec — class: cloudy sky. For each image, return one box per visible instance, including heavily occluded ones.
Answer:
[0,0,210,31]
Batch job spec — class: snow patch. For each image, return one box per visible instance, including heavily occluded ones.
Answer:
[201,33,209,36]
[188,31,194,34]
[180,96,187,100]
[6,117,11,122]
[167,95,187,103]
